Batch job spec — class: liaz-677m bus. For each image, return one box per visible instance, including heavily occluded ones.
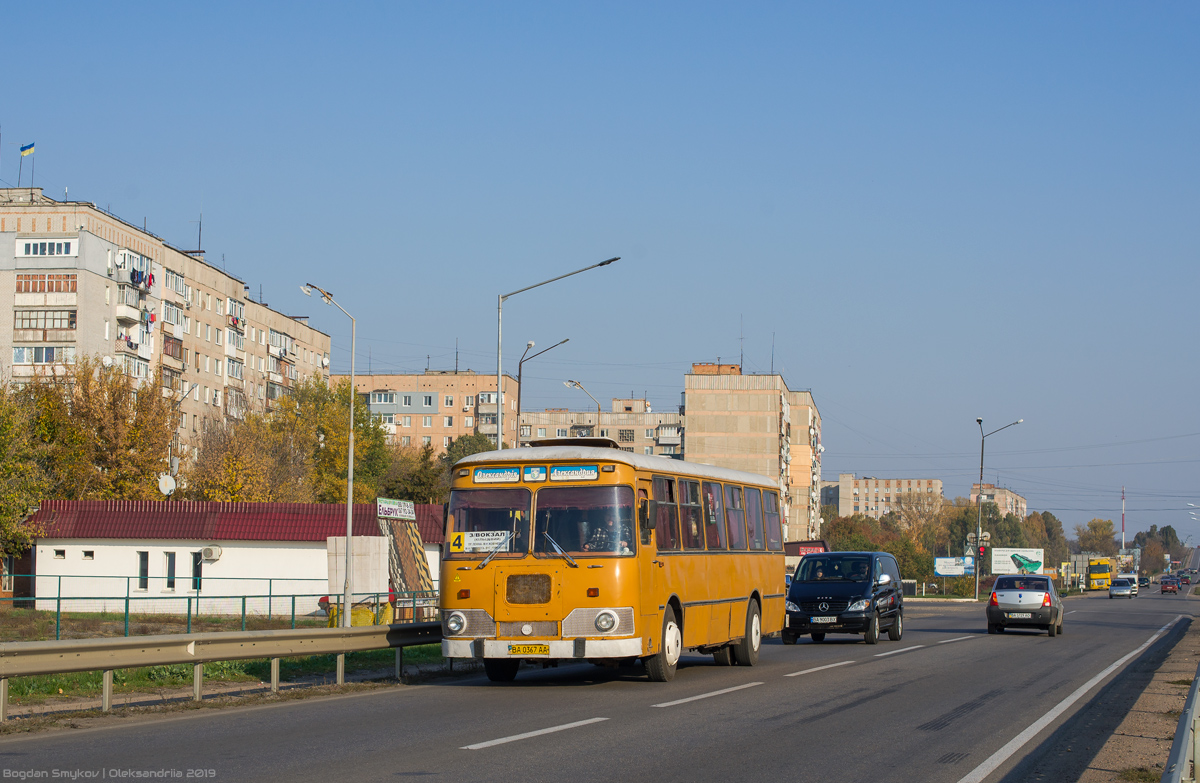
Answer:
[440,438,786,682]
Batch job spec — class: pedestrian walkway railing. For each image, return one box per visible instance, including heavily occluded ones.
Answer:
[1162,656,1200,782]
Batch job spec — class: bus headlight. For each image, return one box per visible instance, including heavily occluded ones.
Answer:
[594,610,619,633]
[446,612,466,634]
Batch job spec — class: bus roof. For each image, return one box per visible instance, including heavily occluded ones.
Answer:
[456,445,778,488]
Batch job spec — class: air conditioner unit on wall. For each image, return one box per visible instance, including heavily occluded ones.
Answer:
[202,544,222,561]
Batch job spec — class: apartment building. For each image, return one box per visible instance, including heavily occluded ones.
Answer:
[971,483,1027,518]
[519,397,683,457]
[338,371,520,451]
[0,188,332,458]
[681,363,822,542]
[836,473,945,519]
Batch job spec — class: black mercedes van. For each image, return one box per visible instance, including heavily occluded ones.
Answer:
[782,551,904,645]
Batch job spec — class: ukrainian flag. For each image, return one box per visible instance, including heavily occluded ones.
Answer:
[20,143,34,156]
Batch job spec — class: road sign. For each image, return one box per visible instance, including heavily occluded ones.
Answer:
[377,498,416,521]
[966,533,977,544]
[981,532,991,542]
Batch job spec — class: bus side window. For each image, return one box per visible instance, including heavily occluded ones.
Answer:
[653,476,680,550]
[745,487,765,551]
[763,491,783,551]
[725,485,747,550]
[702,481,727,550]
[679,480,704,550]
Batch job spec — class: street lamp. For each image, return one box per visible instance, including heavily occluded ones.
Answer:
[302,282,356,629]
[496,257,617,449]
[517,338,569,442]
[564,379,602,437]
[974,417,1023,601]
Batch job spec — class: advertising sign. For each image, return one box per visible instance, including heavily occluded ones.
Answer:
[991,548,1045,575]
[448,530,510,553]
[935,557,974,577]
[376,498,416,521]
[474,467,521,484]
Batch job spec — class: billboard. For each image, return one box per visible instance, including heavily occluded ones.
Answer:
[991,548,1045,575]
[935,556,974,577]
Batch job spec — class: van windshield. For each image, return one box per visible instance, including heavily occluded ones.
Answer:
[797,554,871,582]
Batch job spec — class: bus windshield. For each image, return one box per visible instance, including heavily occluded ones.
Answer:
[446,489,531,558]
[797,554,871,582]
[534,485,636,556]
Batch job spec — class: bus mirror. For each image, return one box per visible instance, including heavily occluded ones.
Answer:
[640,500,657,532]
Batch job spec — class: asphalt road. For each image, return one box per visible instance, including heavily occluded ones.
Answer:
[2,582,1196,783]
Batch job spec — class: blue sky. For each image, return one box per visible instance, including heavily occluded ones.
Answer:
[4,3,1198,535]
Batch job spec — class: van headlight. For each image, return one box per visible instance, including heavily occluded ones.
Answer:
[446,612,466,634]
[594,610,619,633]
[786,600,800,612]
[847,599,871,612]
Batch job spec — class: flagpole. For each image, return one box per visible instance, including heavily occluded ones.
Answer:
[17,155,22,189]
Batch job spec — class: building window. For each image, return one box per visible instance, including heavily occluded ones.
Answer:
[401,416,411,427]
[54,549,66,559]
[227,358,244,379]
[402,395,412,407]
[16,273,76,292]
[371,392,396,404]
[137,551,149,590]
[465,416,474,427]
[19,241,74,257]
[443,436,451,447]
[1,556,13,592]
[377,413,395,425]
[423,416,432,428]
[618,429,635,443]
[556,428,568,437]
[82,551,94,560]
[401,436,411,446]
[14,310,77,330]
[465,395,474,406]
[537,428,546,437]
[191,552,202,591]
[599,429,608,437]
[12,345,77,365]
[520,425,531,437]
[424,395,434,407]
[422,436,431,446]
[164,552,176,591]
[645,429,653,439]
[444,416,453,427]
[645,447,653,455]
[662,445,677,455]
[444,395,454,407]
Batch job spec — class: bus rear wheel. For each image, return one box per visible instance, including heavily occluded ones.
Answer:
[733,601,761,666]
[484,659,520,682]
[646,606,682,682]
[713,645,734,665]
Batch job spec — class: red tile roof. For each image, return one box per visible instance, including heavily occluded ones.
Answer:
[31,500,445,545]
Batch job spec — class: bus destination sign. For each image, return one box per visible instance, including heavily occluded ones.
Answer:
[549,465,599,482]
[450,530,510,553]
[474,467,520,484]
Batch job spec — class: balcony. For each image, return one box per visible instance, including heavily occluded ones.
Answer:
[115,304,142,325]
[656,432,682,446]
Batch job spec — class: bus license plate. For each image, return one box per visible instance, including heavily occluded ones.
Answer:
[508,644,550,656]
[1008,612,1031,619]
[811,616,837,624]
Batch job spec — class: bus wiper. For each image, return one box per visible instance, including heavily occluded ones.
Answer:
[542,533,579,568]
[476,533,511,570]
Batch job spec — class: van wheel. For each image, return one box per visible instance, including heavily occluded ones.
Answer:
[733,602,761,666]
[987,624,997,634]
[713,645,734,665]
[646,606,682,682]
[810,632,826,642]
[781,634,796,646]
[484,659,520,682]
[864,613,879,645]
[888,613,903,641]
[1047,621,1057,638]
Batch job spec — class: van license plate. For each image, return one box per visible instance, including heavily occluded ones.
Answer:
[1008,612,1031,619]
[508,644,550,656]
[811,616,837,624]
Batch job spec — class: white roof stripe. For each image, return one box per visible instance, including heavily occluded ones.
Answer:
[456,446,777,487]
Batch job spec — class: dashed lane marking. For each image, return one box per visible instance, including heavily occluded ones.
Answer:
[874,645,925,658]
[461,717,609,750]
[784,660,856,678]
[652,681,763,708]
[938,636,975,644]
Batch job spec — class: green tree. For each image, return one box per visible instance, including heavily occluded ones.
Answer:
[0,385,46,556]
[820,504,839,525]
[440,433,495,470]
[381,443,444,503]
[1074,518,1118,556]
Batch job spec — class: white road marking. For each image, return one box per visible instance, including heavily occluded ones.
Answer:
[955,614,1185,783]
[1066,610,1077,615]
[652,681,763,707]
[937,636,975,644]
[784,660,856,678]
[461,717,609,750]
[873,645,925,657]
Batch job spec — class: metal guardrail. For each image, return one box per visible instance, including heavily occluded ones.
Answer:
[0,621,442,722]
[1163,656,1200,782]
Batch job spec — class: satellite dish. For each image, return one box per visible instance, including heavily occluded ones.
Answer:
[101,355,113,368]
[322,356,330,368]
[158,473,177,496]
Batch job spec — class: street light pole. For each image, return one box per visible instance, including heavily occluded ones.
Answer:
[302,283,356,628]
[497,257,617,449]
[517,338,569,443]
[565,379,602,437]
[975,417,1023,601]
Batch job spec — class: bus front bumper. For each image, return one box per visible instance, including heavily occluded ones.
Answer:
[443,638,644,659]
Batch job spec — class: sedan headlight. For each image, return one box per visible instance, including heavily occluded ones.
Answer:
[446,612,466,634]
[847,599,871,612]
[594,610,619,633]
[786,600,800,613]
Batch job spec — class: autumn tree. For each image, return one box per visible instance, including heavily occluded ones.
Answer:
[0,384,46,556]
[380,443,444,503]
[1074,518,1118,556]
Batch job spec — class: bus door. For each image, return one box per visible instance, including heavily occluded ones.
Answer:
[637,479,662,649]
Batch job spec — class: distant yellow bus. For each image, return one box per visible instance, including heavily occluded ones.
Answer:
[440,439,786,682]
[1088,557,1112,590]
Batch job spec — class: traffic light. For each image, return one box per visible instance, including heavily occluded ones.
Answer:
[978,545,986,559]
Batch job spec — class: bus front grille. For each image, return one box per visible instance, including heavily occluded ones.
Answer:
[498,621,559,637]
[507,573,552,604]
[442,609,496,637]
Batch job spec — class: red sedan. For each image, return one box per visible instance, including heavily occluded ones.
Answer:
[1162,580,1179,594]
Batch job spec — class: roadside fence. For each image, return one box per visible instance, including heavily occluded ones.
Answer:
[1162,655,1200,782]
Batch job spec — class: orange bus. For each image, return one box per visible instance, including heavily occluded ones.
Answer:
[440,438,786,681]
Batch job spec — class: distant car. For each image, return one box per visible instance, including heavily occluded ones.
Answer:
[1109,579,1134,599]
[1139,577,1150,589]
[1162,580,1179,595]
[987,575,1063,636]
[1182,575,1192,586]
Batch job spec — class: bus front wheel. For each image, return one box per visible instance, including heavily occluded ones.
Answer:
[484,659,520,682]
[733,602,761,666]
[646,606,682,682]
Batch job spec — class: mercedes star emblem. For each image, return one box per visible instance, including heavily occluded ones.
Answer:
[819,602,829,612]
